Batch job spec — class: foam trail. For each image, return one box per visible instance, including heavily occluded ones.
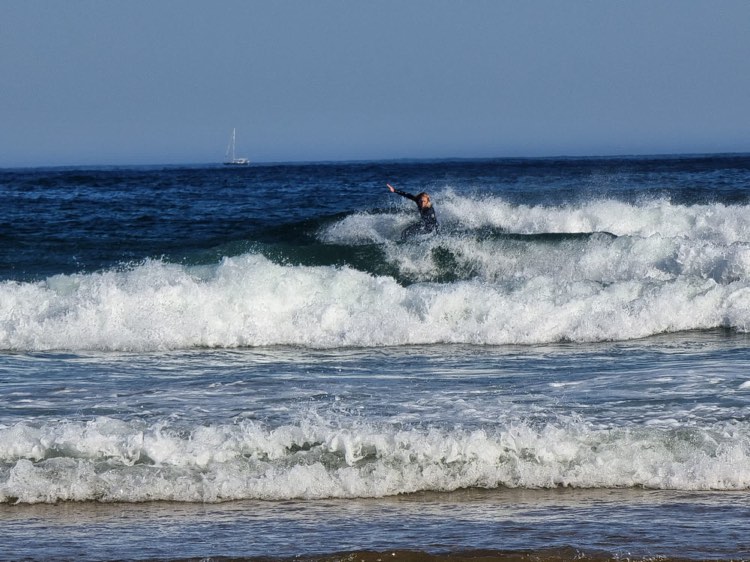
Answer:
[377,232,750,284]
[440,194,750,242]
[321,196,750,284]
[323,196,750,244]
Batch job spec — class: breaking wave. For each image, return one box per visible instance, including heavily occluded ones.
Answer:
[4,196,750,351]
[2,415,749,503]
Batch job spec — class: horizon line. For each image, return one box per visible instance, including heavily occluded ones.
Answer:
[2,150,750,171]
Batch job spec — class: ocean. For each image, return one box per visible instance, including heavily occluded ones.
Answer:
[1,156,749,561]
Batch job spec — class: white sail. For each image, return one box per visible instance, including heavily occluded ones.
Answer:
[224,128,249,165]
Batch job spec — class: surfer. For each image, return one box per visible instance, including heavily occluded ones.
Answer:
[387,183,438,238]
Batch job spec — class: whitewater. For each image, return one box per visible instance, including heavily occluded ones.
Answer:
[3,412,750,504]
[4,196,750,351]
[2,157,750,561]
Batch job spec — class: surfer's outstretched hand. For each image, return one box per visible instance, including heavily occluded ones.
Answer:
[387,183,395,193]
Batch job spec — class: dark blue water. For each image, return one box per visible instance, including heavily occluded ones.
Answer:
[5,155,750,281]
[2,155,750,561]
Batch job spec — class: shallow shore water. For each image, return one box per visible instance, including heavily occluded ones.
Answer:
[2,488,748,561]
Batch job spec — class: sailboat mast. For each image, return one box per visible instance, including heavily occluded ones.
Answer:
[224,127,248,165]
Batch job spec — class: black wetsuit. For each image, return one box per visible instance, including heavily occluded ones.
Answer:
[393,189,438,237]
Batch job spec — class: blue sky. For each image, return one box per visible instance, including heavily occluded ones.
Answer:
[1,1,749,167]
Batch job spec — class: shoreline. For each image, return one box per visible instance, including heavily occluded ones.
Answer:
[1,489,747,561]
[164,548,710,562]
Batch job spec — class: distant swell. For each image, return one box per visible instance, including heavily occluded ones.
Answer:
[1,416,749,503]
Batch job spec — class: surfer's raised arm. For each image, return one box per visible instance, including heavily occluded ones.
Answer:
[387,183,420,203]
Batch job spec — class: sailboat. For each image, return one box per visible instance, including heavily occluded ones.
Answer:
[224,128,249,166]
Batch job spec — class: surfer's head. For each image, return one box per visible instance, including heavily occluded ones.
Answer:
[416,192,431,209]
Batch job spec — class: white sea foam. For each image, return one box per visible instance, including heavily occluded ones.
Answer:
[322,196,750,284]
[2,252,750,351]
[377,231,750,284]
[1,416,749,503]
[324,195,750,244]
[3,197,750,352]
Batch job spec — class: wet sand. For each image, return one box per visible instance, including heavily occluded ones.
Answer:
[1,488,747,561]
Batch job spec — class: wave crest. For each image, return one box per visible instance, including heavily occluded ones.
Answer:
[3,253,750,351]
[2,416,749,503]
